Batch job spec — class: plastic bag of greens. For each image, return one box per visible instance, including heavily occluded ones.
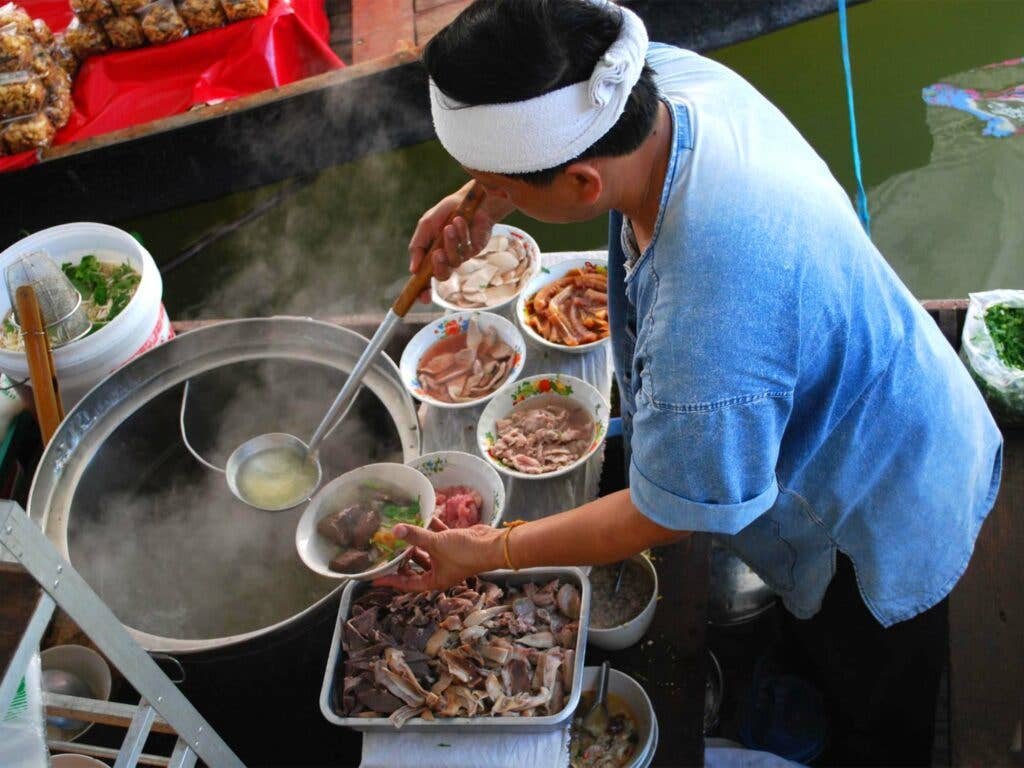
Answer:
[961,289,1024,425]
[0,653,48,768]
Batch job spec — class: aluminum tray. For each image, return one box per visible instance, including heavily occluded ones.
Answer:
[319,566,591,733]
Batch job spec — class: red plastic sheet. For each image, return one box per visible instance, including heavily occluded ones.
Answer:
[0,0,342,173]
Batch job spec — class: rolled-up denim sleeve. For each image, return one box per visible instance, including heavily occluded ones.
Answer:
[628,390,792,534]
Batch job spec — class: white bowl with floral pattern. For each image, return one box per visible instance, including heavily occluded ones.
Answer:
[431,224,541,313]
[408,450,506,529]
[399,310,527,410]
[476,373,610,480]
[515,256,610,354]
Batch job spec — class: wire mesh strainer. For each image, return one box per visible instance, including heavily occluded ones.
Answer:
[5,250,91,348]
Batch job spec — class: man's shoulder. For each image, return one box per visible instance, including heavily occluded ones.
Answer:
[647,44,743,98]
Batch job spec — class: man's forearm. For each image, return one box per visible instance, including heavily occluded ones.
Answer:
[486,489,688,571]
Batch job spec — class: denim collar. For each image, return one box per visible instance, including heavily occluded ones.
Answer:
[621,98,692,278]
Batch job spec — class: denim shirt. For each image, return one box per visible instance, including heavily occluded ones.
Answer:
[610,45,1003,626]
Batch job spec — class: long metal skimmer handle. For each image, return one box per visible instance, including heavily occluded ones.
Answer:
[307,182,487,454]
[306,310,400,455]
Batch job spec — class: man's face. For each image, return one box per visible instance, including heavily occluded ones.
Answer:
[466,166,607,224]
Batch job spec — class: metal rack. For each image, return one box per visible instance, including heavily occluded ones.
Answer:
[0,500,245,768]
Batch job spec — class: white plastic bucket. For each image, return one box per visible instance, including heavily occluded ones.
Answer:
[0,223,173,406]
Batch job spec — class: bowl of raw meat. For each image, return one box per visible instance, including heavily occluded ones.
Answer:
[400,311,527,409]
[295,463,436,579]
[516,256,609,354]
[408,450,506,530]
[477,374,610,480]
[431,224,540,313]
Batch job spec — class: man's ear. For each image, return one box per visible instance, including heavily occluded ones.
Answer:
[563,162,603,206]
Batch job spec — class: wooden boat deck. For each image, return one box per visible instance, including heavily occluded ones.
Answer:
[0,0,868,243]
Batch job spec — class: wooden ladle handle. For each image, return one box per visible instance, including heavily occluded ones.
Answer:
[15,285,64,444]
[392,182,487,317]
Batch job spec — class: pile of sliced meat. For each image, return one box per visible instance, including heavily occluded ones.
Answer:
[524,264,609,346]
[416,318,517,404]
[434,485,483,528]
[338,576,582,727]
[489,403,594,475]
[435,234,533,308]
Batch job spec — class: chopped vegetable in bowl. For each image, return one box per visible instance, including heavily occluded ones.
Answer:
[0,254,141,351]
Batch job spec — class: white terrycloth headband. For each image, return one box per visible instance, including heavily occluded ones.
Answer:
[429,1,649,174]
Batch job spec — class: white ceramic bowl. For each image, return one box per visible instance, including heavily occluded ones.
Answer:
[515,255,609,355]
[39,644,112,743]
[399,310,526,410]
[587,553,659,651]
[50,755,110,768]
[408,450,506,529]
[477,373,610,480]
[296,463,436,580]
[431,224,541,313]
[576,667,659,768]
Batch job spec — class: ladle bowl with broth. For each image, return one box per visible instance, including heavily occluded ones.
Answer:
[227,435,322,512]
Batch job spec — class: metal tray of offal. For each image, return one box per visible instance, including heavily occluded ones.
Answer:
[319,567,591,733]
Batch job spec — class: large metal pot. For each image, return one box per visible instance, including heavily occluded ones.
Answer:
[708,537,778,626]
[28,318,422,654]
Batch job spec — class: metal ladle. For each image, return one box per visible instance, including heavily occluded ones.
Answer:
[221,183,487,511]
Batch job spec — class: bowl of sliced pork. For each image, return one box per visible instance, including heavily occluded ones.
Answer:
[400,311,527,409]
[431,224,540,313]
[409,450,506,530]
[477,373,610,480]
[296,462,436,579]
[516,256,609,354]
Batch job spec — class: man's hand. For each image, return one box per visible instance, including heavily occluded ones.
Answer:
[407,180,512,303]
[374,521,504,592]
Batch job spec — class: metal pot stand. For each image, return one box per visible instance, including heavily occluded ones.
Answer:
[1,501,245,767]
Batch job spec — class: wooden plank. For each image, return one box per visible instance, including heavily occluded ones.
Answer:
[0,51,433,244]
[0,563,44,679]
[623,0,867,51]
[351,0,415,63]
[0,0,868,238]
[922,299,969,312]
[414,0,471,45]
[41,50,416,163]
[44,692,178,735]
[949,426,1024,767]
[922,304,1024,767]
[587,534,711,767]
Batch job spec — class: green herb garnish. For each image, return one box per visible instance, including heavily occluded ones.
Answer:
[985,304,1024,370]
[381,501,420,525]
[61,255,141,336]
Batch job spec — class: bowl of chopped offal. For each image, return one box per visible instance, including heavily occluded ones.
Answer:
[431,224,540,313]
[516,256,610,354]
[477,373,610,480]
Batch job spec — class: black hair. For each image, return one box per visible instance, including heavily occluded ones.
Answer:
[424,0,659,186]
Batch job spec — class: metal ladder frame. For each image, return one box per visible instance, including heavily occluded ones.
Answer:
[1,501,245,768]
